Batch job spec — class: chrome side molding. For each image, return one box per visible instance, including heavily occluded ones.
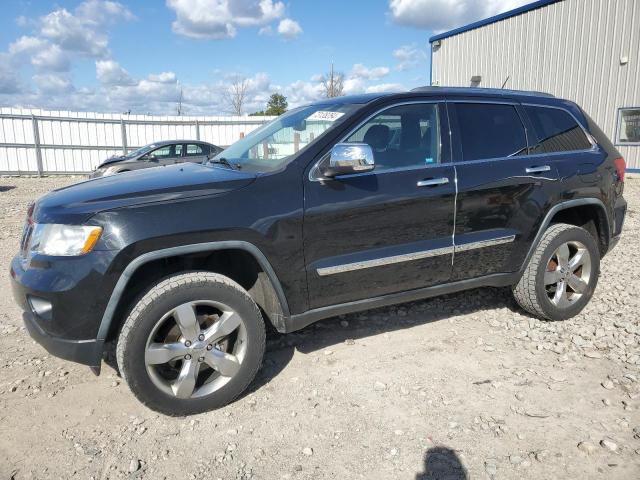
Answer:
[455,235,516,252]
[316,235,516,276]
[317,246,454,276]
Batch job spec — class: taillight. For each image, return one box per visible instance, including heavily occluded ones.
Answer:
[614,157,626,182]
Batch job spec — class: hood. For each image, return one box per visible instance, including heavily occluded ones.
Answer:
[98,155,128,167]
[34,163,257,224]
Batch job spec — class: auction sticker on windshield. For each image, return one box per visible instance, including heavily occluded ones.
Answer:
[307,111,345,122]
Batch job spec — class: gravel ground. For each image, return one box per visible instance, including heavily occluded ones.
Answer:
[0,176,639,480]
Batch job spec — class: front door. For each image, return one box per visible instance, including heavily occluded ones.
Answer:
[304,101,456,309]
[147,144,182,166]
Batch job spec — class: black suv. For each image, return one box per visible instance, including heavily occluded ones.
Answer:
[11,88,627,415]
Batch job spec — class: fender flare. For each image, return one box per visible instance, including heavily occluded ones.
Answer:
[95,240,290,341]
[519,198,610,274]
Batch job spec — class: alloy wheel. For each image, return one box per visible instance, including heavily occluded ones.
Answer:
[544,240,592,308]
[144,300,247,399]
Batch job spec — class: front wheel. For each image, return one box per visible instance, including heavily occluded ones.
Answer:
[513,223,600,321]
[116,272,265,415]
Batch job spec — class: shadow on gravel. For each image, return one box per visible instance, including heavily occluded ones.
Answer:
[104,286,520,399]
[245,286,519,396]
[416,447,468,480]
[0,185,16,192]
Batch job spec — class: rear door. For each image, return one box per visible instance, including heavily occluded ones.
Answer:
[449,100,560,280]
[304,101,456,309]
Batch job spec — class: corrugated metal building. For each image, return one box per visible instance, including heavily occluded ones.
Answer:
[429,0,640,170]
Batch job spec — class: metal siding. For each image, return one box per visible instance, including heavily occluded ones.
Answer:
[431,0,640,168]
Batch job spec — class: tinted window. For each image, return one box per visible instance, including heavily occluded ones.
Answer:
[455,103,527,160]
[186,144,204,156]
[525,105,592,153]
[345,103,440,171]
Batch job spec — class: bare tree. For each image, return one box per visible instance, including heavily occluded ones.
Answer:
[223,76,250,115]
[320,63,344,98]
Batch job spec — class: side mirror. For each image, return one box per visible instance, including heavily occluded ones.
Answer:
[146,154,158,162]
[321,143,375,178]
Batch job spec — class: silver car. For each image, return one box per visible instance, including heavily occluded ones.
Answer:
[89,140,223,178]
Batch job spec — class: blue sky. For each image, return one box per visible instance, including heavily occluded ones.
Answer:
[0,0,529,115]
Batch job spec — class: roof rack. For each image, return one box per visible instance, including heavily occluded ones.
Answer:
[410,86,555,98]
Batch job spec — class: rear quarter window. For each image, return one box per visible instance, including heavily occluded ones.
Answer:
[525,105,592,153]
[454,103,528,161]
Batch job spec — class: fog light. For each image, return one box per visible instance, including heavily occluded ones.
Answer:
[28,296,52,321]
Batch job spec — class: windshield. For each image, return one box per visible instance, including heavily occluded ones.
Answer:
[211,101,362,172]
[124,144,157,159]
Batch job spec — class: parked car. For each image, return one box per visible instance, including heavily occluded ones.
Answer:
[89,140,223,178]
[11,87,626,415]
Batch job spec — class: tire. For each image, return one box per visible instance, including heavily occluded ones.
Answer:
[116,271,265,415]
[513,223,600,321]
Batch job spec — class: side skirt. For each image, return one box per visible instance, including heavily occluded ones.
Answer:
[283,272,519,333]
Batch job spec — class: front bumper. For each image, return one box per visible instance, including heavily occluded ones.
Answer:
[10,251,118,368]
[22,311,104,367]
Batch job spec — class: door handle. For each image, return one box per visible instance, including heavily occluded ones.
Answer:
[525,165,551,174]
[417,177,449,187]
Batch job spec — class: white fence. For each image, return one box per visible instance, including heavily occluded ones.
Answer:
[0,107,274,175]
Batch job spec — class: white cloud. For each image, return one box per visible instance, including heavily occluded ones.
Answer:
[388,0,530,32]
[350,63,390,80]
[393,44,427,71]
[76,0,135,23]
[96,60,134,86]
[10,37,70,72]
[0,1,135,96]
[32,73,74,94]
[277,18,302,39]
[365,83,405,93]
[32,44,70,72]
[8,36,46,56]
[39,0,133,57]
[167,0,295,40]
[0,54,403,115]
[148,72,178,83]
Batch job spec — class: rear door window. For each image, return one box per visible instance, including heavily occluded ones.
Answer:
[454,103,528,161]
[525,105,592,153]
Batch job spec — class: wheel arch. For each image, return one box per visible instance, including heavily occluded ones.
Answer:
[96,241,291,344]
[520,198,611,275]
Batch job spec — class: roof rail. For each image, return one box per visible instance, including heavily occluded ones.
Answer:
[410,86,555,98]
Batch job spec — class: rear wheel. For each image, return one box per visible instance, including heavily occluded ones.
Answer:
[513,223,600,321]
[116,272,265,415]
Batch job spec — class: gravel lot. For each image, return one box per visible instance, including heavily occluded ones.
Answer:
[0,176,639,480]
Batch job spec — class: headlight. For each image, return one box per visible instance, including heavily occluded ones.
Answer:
[30,224,102,256]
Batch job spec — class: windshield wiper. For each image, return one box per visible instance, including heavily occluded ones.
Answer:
[208,157,241,170]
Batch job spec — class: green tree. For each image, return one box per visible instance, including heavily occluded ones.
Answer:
[265,93,288,116]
